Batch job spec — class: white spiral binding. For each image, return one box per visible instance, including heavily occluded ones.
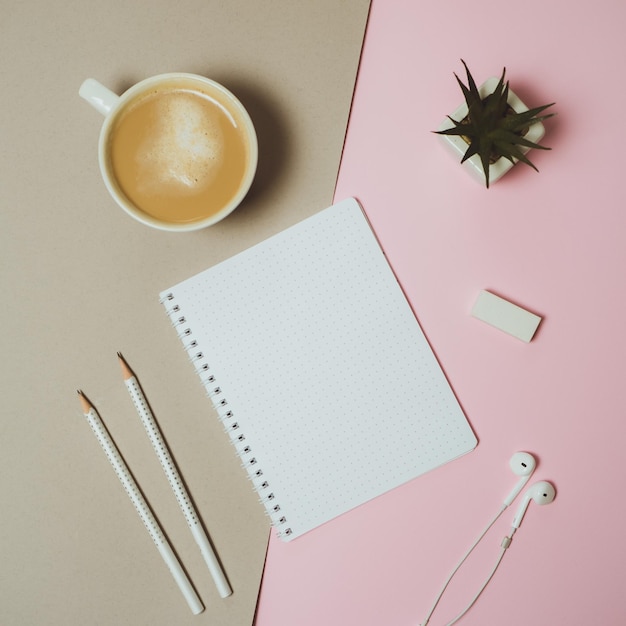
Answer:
[161,292,292,538]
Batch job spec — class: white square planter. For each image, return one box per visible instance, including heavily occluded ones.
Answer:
[437,77,546,186]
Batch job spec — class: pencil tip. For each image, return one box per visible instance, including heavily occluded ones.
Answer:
[117,352,134,380]
[77,390,92,413]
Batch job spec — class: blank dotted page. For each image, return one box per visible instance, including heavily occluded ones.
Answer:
[160,198,477,540]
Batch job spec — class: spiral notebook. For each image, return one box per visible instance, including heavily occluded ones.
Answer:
[160,198,477,541]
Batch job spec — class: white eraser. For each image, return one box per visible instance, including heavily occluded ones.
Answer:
[471,290,541,342]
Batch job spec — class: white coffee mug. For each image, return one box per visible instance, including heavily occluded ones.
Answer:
[80,73,258,232]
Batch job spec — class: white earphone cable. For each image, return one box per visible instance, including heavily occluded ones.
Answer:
[445,528,516,625]
[420,504,507,626]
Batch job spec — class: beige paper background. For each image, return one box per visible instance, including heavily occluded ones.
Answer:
[0,2,370,624]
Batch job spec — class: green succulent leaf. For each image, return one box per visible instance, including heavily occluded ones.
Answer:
[501,104,556,132]
[460,141,481,163]
[435,60,556,187]
[459,59,484,121]
[500,143,538,171]
[482,67,508,121]
[478,146,493,188]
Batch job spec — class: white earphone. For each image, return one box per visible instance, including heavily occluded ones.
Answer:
[503,451,536,506]
[512,480,556,529]
[421,453,556,626]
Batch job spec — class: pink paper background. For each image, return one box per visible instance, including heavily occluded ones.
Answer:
[256,1,626,624]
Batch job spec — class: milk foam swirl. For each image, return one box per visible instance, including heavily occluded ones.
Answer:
[137,93,224,195]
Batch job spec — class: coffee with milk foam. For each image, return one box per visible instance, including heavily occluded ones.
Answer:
[109,78,251,225]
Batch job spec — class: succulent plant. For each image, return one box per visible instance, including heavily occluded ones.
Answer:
[436,60,556,187]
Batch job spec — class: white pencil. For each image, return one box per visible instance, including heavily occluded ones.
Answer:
[77,391,204,615]
[118,353,232,599]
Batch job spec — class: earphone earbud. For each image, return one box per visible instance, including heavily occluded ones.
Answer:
[511,480,556,529]
[503,452,536,506]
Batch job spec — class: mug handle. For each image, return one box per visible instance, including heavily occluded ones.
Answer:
[79,78,120,116]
